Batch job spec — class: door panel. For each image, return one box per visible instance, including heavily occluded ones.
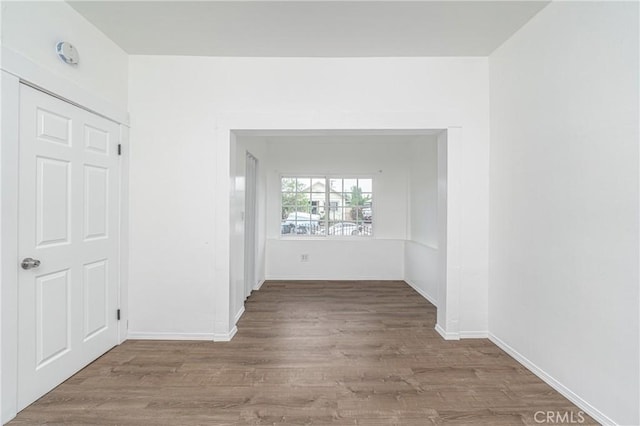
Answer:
[83,259,108,340]
[84,124,110,154]
[18,85,120,411]
[36,269,70,367]
[36,158,70,247]
[37,108,71,146]
[83,165,109,240]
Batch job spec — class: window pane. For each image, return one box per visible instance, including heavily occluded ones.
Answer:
[359,223,373,236]
[296,192,311,203]
[282,189,309,211]
[281,223,294,235]
[282,177,321,236]
[327,221,342,236]
[294,221,311,235]
[328,221,363,236]
[363,201,372,222]
[358,179,372,192]
[281,205,296,220]
[296,178,312,192]
[281,177,296,192]
[311,178,325,192]
[352,206,364,221]
[294,205,311,214]
[343,179,357,193]
[310,193,325,209]
[329,178,342,192]
[282,190,297,203]
[329,208,345,221]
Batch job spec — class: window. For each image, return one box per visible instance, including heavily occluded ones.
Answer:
[281,176,373,237]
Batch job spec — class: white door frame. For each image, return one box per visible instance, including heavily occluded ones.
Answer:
[1,49,130,423]
[244,151,258,300]
[213,111,464,342]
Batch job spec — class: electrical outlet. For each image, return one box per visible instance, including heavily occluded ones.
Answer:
[300,254,309,262]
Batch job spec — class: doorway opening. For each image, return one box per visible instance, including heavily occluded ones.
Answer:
[221,124,461,342]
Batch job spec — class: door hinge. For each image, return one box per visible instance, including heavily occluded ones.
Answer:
[117,309,121,321]
[117,144,122,156]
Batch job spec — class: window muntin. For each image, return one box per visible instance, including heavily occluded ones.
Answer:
[281,176,373,237]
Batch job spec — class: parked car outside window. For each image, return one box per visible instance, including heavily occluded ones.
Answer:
[327,222,372,236]
[282,212,322,235]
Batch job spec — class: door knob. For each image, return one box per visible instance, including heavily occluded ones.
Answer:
[21,258,41,270]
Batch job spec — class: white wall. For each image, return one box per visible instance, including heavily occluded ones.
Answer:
[268,239,404,281]
[403,241,437,302]
[404,137,439,304]
[0,0,128,111]
[489,2,639,425]
[262,135,414,280]
[408,138,439,247]
[127,56,490,337]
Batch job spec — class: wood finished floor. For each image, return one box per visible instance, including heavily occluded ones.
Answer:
[11,281,596,425]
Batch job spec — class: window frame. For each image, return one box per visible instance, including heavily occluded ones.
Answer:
[279,174,374,239]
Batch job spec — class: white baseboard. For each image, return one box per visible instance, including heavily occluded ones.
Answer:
[489,333,616,426]
[264,275,404,281]
[126,331,214,341]
[403,279,438,307]
[253,279,265,291]
[435,324,459,340]
[234,306,246,324]
[213,326,237,342]
[405,282,488,340]
[459,330,488,339]
[126,327,241,343]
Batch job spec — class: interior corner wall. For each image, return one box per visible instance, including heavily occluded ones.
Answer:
[264,136,411,281]
[407,138,439,247]
[488,2,639,424]
[404,137,439,305]
[0,0,129,110]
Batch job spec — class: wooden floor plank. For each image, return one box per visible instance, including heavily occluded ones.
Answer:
[10,280,596,425]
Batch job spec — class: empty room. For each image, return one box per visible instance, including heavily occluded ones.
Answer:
[1,0,638,425]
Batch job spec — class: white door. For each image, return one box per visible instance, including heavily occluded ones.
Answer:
[17,85,120,410]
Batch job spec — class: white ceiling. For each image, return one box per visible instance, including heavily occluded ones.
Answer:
[67,1,549,57]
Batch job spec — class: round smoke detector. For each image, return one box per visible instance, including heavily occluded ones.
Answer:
[56,42,79,65]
